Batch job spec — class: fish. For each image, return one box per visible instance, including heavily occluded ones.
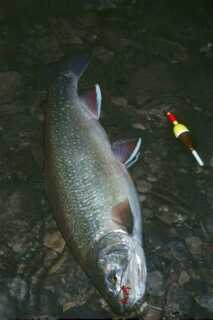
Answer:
[45,54,147,315]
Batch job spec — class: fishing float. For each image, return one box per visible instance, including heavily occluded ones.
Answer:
[167,111,204,167]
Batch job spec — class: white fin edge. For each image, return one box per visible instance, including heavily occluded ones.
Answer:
[125,137,142,167]
[95,83,102,118]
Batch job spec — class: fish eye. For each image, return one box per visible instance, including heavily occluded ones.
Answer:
[112,274,117,283]
[108,271,117,284]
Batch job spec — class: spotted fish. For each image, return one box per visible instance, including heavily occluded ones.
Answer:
[45,55,147,315]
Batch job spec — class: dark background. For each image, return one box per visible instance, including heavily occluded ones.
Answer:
[0,1,213,319]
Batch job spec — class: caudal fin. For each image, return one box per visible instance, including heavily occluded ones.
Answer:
[66,53,90,79]
[33,52,90,88]
[48,52,90,80]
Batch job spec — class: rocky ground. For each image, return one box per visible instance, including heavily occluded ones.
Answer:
[0,1,213,319]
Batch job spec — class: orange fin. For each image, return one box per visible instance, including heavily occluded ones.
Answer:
[112,138,142,168]
[80,84,101,119]
[112,199,133,234]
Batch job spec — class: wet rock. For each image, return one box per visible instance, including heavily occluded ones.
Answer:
[24,31,64,64]
[200,42,213,54]
[57,274,96,314]
[50,19,84,46]
[31,142,44,169]
[0,72,22,104]
[94,47,114,63]
[63,295,110,319]
[35,35,64,64]
[144,308,162,320]
[195,294,213,313]
[167,240,187,261]
[178,271,190,286]
[158,206,186,226]
[143,208,154,219]
[63,300,76,312]
[130,62,177,100]
[139,194,147,203]
[131,165,143,180]
[147,175,157,182]
[136,95,152,107]
[82,0,135,10]
[158,205,173,225]
[149,159,162,175]
[44,231,65,254]
[209,157,213,167]
[204,214,213,240]
[0,286,16,320]
[41,249,60,270]
[147,271,164,296]
[206,187,213,208]
[137,180,152,193]
[0,102,24,115]
[48,254,66,275]
[190,279,208,293]
[165,283,192,318]
[27,249,98,317]
[142,37,188,64]
[132,122,146,130]
[185,236,202,256]
[111,96,128,108]
[33,288,60,316]
[8,276,27,302]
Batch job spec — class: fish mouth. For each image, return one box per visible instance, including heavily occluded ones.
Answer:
[110,275,146,315]
[111,292,146,317]
[105,286,137,315]
[108,298,137,316]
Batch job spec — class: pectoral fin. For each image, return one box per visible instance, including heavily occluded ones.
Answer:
[80,84,102,119]
[112,138,142,168]
[112,199,133,234]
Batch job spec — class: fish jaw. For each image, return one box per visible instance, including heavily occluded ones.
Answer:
[89,231,147,315]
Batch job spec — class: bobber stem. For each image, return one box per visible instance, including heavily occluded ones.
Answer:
[191,149,204,167]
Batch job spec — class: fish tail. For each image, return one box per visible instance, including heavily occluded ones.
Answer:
[50,52,90,82]
[66,53,90,79]
[26,52,91,89]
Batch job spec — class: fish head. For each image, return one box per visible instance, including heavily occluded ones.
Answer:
[96,238,147,315]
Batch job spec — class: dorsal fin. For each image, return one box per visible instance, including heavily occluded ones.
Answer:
[80,84,102,119]
[112,199,133,234]
[112,138,142,168]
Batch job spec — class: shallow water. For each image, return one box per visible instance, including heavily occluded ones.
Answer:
[0,1,213,319]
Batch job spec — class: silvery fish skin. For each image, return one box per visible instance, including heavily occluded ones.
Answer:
[45,57,147,315]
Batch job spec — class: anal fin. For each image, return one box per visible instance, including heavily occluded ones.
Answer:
[112,138,142,168]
